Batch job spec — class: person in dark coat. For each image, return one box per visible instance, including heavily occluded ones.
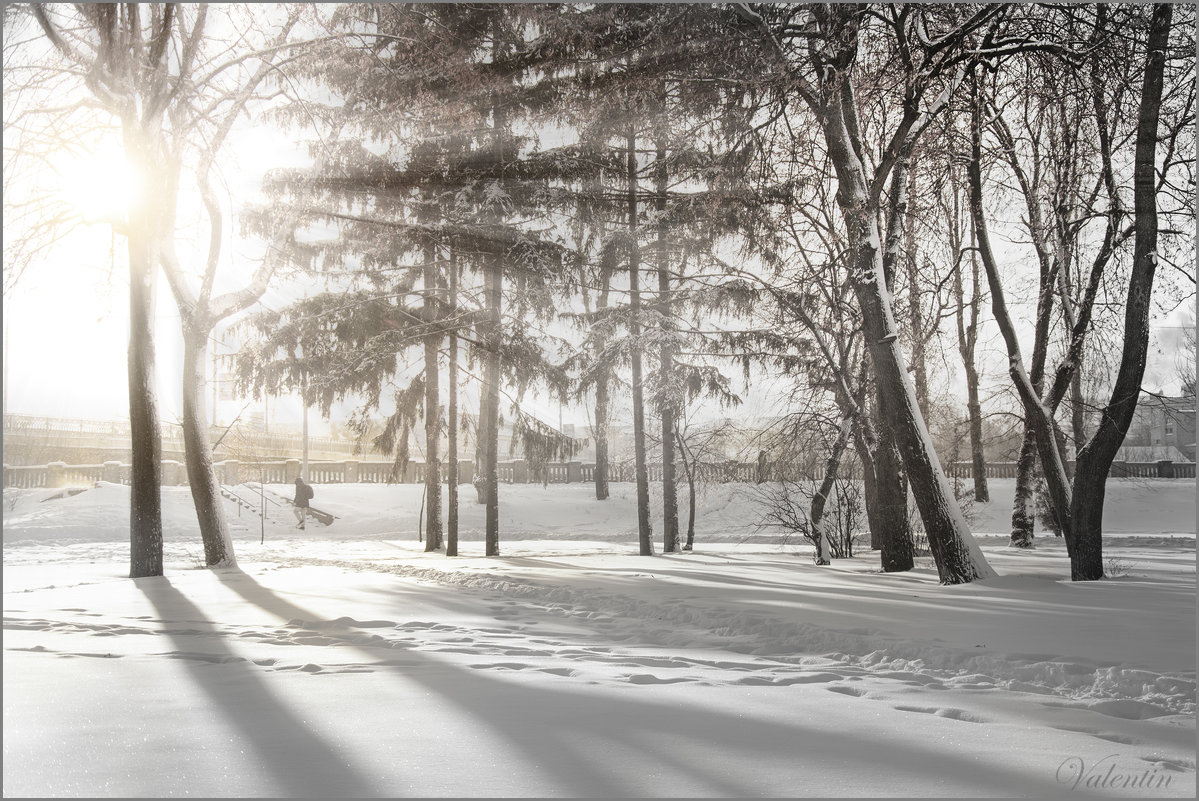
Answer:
[293,476,314,529]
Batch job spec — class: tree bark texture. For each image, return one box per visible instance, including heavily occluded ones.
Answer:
[1009,430,1038,548]
[127,224,164,578]
[125,125,164,579]
[872,410,914,573]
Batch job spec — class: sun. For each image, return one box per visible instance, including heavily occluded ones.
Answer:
[56,142,141,224]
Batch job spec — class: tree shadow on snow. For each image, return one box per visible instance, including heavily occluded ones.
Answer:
[136,576,383,798]
[211,567,1075,798]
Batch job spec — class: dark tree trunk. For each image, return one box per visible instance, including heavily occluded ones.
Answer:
[446,253,459,556]
[423,246,442,552]
[1010,430,1038,548]
[126,145,163,579]
[1070,3,1172,582]
[593,265,612,501]
[965,362,989,503]
[483,255,502,556]
[627,128,653,556]
[181,327,234,567]
[483,38,505,554]
[655,133,679,553]
[873,409,914,573]
[837,162,991,582]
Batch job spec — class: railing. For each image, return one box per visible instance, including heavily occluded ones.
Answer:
[4,465,49,489]
[2,413,366,466]
[5,456,1194,490]
[946,460,1196,480]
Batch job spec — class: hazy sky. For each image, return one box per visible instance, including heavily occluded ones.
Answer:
[2,16,1192,435]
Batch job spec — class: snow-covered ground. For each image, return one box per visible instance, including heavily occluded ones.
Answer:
[3,479,1195,797]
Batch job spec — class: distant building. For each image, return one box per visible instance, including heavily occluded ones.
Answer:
[1124,395,1196,462]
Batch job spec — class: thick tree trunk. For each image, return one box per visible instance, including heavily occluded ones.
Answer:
[1070,3,1172,582]
[423,247,442,552]
[627,128,653,556]
[127,228,163,579]
[828,138,993,583]
[446,254,459,556]
[1010,430,1038,548]
[483,256,502,556]
[125,123,163,578]
[873,411,914,573]
[182,328,234,567]
[655,135,679,553]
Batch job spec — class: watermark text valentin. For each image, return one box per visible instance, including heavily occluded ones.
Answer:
[1057,755,1174,793]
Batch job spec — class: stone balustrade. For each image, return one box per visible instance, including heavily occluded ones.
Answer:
[3,457,1194,490]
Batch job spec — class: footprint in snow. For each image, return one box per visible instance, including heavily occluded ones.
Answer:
[625,673,692,685]
[893,704,987,723]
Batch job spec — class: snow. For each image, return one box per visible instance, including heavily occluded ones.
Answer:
[4,478,1195,797]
